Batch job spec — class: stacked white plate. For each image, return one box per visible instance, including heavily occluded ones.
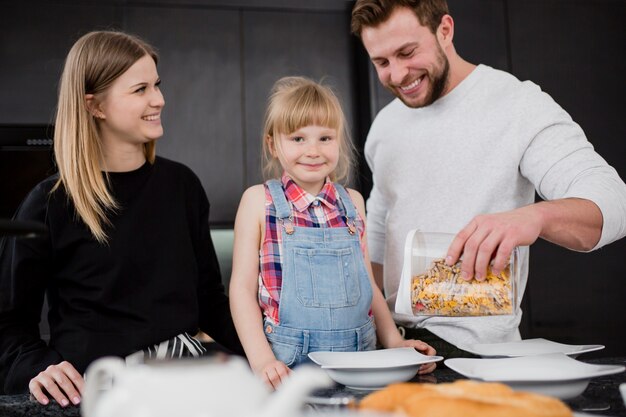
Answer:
[445,339,624,399]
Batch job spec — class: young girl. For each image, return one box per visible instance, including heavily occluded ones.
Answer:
[0,31,241,406]
[229,76,436,389]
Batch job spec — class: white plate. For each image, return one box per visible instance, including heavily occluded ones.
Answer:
[445,353,625,399]
[308,348,443,390]
[457,338,604,358]
[308,347,442,369]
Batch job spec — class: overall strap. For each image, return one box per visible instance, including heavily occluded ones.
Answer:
[266,179,292,219]
[334,183,358,235]
[267,179,295,234]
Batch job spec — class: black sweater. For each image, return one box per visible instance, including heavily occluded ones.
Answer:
[0,157,242,394]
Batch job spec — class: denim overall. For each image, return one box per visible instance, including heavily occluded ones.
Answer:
[265,180,376,368]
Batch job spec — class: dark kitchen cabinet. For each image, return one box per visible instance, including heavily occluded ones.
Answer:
[0,4,123,124]
[506,0,626,357]
[124,6,245,224]
[241,9,357,187]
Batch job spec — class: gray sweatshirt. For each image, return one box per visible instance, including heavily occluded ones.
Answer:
[365,64,626,346]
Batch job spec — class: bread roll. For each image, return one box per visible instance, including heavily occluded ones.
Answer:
[359,380,572,417]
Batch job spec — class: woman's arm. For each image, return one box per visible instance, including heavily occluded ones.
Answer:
[229,186,290,389]
[0,183,81,402]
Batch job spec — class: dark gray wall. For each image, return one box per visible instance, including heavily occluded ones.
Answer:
[1,0,624,356]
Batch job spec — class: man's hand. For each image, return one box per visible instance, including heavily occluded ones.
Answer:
[446,205,542,281]
[29,361,84,406]
[447,199,603,280]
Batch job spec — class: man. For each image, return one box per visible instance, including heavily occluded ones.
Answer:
[351,0,626,357]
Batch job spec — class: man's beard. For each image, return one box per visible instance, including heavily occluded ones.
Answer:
[389,44,450,109]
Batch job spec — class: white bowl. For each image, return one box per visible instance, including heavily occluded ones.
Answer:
[445,353,625,399]
[324,365,420,391]
[308,348,443,390]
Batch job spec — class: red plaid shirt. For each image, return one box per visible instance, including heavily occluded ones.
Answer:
[259,174,366,324]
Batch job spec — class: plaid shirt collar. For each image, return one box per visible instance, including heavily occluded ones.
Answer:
[281,173,337,212]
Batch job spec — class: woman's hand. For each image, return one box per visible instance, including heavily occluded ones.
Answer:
[396,339,438,374]
[29,361,84,406]
[256,359,291,390]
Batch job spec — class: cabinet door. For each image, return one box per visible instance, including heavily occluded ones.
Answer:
[242,9,356,187]
[0,4,122,124]
[508,0,626,357]
[125,6,244,224]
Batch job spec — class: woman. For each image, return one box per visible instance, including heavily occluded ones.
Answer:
[0,30,241,406]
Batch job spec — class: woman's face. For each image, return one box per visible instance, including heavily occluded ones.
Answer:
[95,54,165,153]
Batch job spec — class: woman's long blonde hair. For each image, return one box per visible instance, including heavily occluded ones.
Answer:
[261,76,356,184]
[53,30,158,244]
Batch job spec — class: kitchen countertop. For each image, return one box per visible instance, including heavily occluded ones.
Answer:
[1,357,624,417]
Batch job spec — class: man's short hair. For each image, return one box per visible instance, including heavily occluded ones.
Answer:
[351,0,449,37]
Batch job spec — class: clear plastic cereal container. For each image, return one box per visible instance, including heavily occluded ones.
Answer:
[395,230,520,317]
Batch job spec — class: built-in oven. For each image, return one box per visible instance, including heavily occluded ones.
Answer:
[0,125,55,341]
[0,124,56,219]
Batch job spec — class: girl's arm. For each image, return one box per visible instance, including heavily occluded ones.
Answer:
[348,189,437,374]
[229,185,291,389]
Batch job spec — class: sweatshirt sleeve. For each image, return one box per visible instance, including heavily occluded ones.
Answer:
[364,127,389,265]
[0,185,63,394]
[192,180,244,356]
[518,83,626,250]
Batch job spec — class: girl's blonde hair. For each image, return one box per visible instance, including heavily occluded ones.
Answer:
[261,76,356,184]
[53,30,158,244]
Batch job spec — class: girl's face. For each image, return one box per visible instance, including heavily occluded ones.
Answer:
[272,125,339,195]
[92,54,164,155]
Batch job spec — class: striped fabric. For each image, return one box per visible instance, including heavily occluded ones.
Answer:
[258,174,366,324]
[125,332,206,365]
